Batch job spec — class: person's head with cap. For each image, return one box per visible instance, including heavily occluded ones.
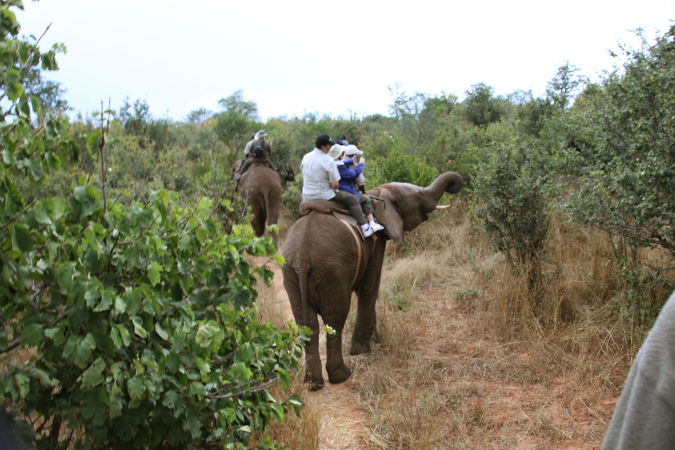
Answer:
[315,134,335,151]
[254,130,269,140]
[327,144,345,160]
[344,145,363,158]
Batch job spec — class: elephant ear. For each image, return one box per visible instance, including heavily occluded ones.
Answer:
[371,188,404,244]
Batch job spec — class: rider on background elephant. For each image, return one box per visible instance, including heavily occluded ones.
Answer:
[235,129,274,181]
[283,155,463,389]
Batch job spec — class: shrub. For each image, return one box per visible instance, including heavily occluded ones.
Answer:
[471,141,550,291]
[567,26,674,261]
[370,148,436,187]
[0,5,306,447]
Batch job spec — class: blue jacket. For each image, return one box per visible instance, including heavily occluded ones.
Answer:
[337,158,364,200]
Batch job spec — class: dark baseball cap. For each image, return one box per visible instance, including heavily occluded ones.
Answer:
[315,134,335,148]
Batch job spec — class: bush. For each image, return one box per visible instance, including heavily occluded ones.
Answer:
[369,148,437,187]
[567,27,675,260]
[2,188,307,448]
[471,141,550,291]
[0,5,306,447]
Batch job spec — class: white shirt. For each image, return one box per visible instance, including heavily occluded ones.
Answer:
[244,138,255,156]
[301,148,340,201]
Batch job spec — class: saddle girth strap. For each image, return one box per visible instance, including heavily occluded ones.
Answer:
[333,213,363,289]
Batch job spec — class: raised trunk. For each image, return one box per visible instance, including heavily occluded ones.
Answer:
[420,171,463,212]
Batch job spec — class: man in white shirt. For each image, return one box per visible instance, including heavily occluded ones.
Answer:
[301,134,375,237]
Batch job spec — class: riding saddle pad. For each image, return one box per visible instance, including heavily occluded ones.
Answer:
[299,200,370,240]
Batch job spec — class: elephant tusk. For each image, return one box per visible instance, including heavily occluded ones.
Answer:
[435,204,451,210]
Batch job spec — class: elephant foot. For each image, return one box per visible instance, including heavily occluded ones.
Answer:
[304,374,324,391]
[327,364,352,384]
[349,341,371,355]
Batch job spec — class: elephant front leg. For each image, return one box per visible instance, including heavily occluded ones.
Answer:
[351,240,386,355]
[350,299,375,355]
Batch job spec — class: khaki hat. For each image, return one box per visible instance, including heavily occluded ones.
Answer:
[344,145,363,157]
[327,144,346,160]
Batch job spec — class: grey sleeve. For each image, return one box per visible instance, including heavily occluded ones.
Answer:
[602,292,675,450]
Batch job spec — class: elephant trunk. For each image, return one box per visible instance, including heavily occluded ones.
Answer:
[420,171,464,212]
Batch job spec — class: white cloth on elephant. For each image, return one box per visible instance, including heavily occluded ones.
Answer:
[301,148,340,201]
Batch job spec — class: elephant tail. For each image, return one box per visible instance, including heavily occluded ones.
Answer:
[263,190,271,226]
[297,267,310,328]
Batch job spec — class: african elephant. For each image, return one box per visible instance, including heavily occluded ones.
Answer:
[236,162,282,239]
[282,171,463,390]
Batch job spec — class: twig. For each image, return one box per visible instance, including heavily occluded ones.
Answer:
[206,376,278,400]
[212,350,237,367]
[99,100,109,217]
[0,311,68,354]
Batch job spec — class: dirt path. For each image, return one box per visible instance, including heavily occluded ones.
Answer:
[262,259,370,449]
[255,246,619,448]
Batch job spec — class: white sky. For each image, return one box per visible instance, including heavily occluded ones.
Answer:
[17,0,674,121]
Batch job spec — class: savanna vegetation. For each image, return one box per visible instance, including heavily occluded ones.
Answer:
[1,0,673,447]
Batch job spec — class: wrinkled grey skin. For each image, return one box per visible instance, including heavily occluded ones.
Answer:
[236,162,282,240]
[282,171,463,390]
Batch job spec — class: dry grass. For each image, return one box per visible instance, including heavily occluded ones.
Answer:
[253,201,672,448]
[254,370,321,450]
[339,204,671,448]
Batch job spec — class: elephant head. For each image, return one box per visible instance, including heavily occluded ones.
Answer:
[280,163,297,184]
[369,171,463,243]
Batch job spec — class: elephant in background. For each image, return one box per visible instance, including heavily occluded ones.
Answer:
[236,162,282,239]
[282,171,463,390]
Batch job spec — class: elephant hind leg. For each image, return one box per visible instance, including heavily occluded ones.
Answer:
[323,309,352,384]
[283,267,324,390]
[251,210,266,237]
[325,327,352,384]
[303,310,324,390]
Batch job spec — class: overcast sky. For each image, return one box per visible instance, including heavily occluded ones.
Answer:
[17,0,674,121]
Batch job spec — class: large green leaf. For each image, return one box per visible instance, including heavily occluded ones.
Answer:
[73,184,103,217]
[74,333,97,368]
[195,321,224,349]
[147,261,162,286]
[127,376,145,401]
[3,68,24,100]
[80,357,106,389]
[11,223,33,253]
[131,316,148,339]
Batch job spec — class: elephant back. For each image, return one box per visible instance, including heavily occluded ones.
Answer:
[298,199,350,217]
[238,164,281,192]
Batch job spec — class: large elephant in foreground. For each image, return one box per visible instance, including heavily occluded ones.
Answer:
[236,162,282,239]
[282,171,463,390]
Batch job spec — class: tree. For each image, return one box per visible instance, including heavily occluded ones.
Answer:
[218,90,258,120]
[214,91,259,151]
[462,83,503,126]
[118,98,172,151]
[186,107,212,124]
[0,4,306,447]
[569,26,674,259]
[546,62,586,110]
